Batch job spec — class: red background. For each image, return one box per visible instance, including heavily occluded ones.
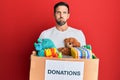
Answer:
[0,0,120,80]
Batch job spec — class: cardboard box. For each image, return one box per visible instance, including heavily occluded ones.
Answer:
[29,53,99,80]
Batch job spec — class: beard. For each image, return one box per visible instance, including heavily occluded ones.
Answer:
[56,18,67,26]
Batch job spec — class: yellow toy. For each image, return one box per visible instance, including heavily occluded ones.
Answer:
[44,48,62,58]
[71,45,96,59]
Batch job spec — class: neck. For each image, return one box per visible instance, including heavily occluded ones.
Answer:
[56,23,69,31]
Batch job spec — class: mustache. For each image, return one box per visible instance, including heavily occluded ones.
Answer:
[60,17,64,19]
[58,17,64,21]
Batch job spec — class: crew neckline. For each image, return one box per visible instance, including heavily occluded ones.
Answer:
[54,26,71,33]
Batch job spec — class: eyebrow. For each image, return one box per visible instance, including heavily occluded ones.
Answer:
[56,11,68,13]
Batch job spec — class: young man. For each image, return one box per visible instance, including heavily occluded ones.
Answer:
[39,2,86,48]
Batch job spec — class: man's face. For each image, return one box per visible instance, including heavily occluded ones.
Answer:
[54,6,70,26]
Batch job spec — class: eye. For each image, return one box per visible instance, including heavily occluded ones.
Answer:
[69,43,72,45]
[63,12,67,14]
[56,11,61,14]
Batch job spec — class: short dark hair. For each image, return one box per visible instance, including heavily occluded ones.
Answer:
[54,2,69,13]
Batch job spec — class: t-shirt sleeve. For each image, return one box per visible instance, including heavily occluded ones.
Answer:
[82,32,86,46]
[79,30,86,46]
[38,31,46,39]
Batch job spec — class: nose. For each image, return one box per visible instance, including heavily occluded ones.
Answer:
[60,13,63,18]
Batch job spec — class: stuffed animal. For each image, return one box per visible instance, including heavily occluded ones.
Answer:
[58,37,96,59]
[34,38,56,56]
[64,37,80,48]
[34,38,62,58]
[58,37,80,56]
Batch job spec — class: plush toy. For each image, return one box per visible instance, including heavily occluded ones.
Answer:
[58,37,96,59]
[64,37,80,48]
[34,38,56,56]
[58,37,80,56]
[34,38,62,58]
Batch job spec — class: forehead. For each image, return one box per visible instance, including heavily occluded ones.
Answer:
[56,6,68,12]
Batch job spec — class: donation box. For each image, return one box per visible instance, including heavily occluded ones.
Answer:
[29,53,99,80]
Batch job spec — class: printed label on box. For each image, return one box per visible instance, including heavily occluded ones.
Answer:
[45,60,84,80]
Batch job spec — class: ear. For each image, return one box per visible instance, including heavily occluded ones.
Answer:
[76,42,80,47]
[78,42,80,47]
[64,38,69,43]
[67,13,70,19]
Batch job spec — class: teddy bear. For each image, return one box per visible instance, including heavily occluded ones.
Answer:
[58,37,80,56]
[34,38,56,56]
[58,37,96,59]
[64,37,80,48]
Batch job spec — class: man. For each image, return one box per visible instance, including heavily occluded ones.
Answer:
[39,2,86,48]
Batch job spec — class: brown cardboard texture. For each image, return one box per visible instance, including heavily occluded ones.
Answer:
[29,53,99,80]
